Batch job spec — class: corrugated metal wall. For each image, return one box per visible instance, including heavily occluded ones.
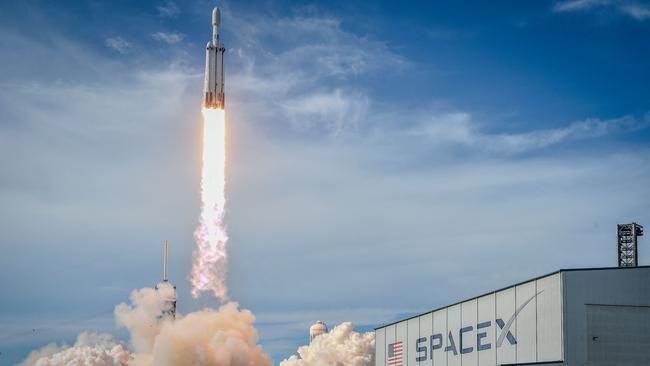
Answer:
[375,272,563,366]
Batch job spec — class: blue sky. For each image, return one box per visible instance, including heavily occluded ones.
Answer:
[1,0,649,364]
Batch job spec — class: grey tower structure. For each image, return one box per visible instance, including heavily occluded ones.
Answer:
[617,223,644,267]
[155,240,177,319]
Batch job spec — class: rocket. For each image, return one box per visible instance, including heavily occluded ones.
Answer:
[203,7,225,109]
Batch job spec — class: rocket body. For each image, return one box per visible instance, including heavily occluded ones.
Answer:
[203,7,225,109]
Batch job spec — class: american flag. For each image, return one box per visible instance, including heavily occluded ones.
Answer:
[387,341,403,366]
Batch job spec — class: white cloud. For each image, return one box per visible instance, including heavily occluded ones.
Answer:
[619,2,650,19]
[411,111,649,154]
[105,37,131,54]
[226,12,406,136]
[156,1,179,18]
[280,89,370,135]
[553,0,611,12]
[553,0,650,20]
[151,31,184,44]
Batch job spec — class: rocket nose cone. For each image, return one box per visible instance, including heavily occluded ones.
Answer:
[212,7,221,26]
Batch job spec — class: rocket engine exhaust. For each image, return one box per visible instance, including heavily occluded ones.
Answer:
[191,7,229,300]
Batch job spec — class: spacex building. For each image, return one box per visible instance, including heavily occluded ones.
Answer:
[375,266,650,366]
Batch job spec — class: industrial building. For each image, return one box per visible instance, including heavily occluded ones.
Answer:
[375,266,650,366]
[375,224,649,366]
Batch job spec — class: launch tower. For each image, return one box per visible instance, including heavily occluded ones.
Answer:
[155,240,177,319]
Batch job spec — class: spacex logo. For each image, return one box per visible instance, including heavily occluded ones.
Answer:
[407,291,543,361]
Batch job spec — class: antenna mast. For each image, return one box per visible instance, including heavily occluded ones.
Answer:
[164,240,169,282]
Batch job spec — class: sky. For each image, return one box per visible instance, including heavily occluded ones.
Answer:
[1,0,649,364]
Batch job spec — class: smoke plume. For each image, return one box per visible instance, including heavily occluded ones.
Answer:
[19,332,130,366]
[20,285,272,366]
[280,322,375,366]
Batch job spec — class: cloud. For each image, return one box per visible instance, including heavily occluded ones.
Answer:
[156,1,179,18]
[553,0,650,20]
[553,0,611,12]
[280,322,375,366]
[410,111,649,154]
[105,37,132,54]
[151,32,184,44]
[227,12,406,136]
[619,2,650,19]
[280,89,370,135]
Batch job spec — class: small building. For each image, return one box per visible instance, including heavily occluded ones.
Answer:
[375,266,650,366]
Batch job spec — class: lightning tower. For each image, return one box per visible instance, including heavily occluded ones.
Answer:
[617,223,644,267]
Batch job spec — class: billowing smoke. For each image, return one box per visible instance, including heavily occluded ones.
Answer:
[19,332,129,366]
[20,285,272,366]
[280,322,375,366]
[192,108,229,300]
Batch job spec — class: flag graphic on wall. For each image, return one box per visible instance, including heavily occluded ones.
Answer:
[388,341,403,366]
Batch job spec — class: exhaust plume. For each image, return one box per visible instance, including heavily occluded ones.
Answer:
[191,108,229,300]
[19,332,130,366]
[20,286,272,366]
[280,322,375,366]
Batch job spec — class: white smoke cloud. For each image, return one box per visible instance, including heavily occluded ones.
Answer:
[280,322,375,366]
[19,332,130,366]
[21,285,272,366]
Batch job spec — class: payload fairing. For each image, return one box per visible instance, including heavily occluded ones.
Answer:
[203,7,225,109]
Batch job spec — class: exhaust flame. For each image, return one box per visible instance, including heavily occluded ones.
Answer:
[191,107,228,300]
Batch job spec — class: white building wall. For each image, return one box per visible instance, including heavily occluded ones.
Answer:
[376,272,563,366]
[420,312,433,366]
[446,304,461,366]
[536,273,563,361]
[477,294,496,366]
[495,287,516,365]
[376,327,386,366]
[514,281,537,363]
[461,299,478,366]
[407,318,419,366]
[432,310,446,366]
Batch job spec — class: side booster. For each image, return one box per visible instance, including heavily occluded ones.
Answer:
[203,7,225,109]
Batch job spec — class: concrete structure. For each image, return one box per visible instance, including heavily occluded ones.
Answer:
[375,266,650,366]
[310,320,328,344]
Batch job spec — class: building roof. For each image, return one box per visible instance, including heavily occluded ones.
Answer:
[375,265,650,330]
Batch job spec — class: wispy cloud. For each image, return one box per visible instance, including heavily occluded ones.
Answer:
[152,31,184,44]
[280,89,370,135]
[228,12,407,136]
[553,0,650,20]
[553,0,611,12]
[619,2,650,19]
[411,111,649,154]
[104,37,131,54]
[156,0,179,18]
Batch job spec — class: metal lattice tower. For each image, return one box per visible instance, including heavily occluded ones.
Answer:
[617,223,644,267]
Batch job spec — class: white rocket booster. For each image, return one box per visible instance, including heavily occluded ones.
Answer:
[203,7,225,109]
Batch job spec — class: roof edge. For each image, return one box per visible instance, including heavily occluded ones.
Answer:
[374,265,650,330]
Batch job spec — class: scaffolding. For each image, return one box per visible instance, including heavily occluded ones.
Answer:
[617,223,644,267]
